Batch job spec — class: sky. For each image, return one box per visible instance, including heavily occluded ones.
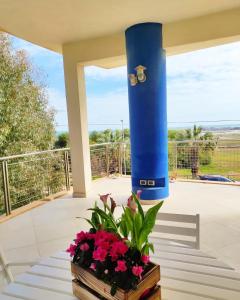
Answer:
[11,36,240,133]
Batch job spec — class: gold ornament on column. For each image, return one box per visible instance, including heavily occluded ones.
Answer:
[135,65,147,82]
[128,74,138,86]
[128,65,147,86]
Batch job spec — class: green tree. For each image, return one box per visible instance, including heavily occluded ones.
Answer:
[89,128,130,144]
[177,125,216,178]
[168,129,186,141]
[186,126,203,178]
[55,132,69,148]
[0,33,58,214]
[0,33,55,156]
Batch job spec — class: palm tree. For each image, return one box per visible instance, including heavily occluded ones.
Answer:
[185,125,216,178]
[185,125,202,140]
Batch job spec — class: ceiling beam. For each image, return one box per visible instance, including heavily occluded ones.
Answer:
[63,7,240,68]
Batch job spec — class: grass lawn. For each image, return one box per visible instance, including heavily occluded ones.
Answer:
[170,146,240,181]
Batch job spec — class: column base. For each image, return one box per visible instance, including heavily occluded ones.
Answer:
[133,186,169,202]
[140,198,168,205]
[72,192,87,198]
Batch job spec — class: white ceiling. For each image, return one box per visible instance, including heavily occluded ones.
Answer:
[1,0,240,53]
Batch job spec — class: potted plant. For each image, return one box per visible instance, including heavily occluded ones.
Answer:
[67,192,163,300]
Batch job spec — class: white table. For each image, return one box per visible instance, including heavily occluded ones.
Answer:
[1,239,240,300]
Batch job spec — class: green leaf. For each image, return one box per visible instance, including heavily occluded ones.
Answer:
[135,213,142,235]
[91,211,100,228]
[142,243,150,255]
[149,242,154,254]
[124,207,134,233]
[132,192,144,221]
[138,201,163,248]
[134,212,142,249]
[88,207,118,232]
[84,218,97,230]
[120,219,128,238]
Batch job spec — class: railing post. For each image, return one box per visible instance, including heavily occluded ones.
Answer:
[118,143,123,175]
[106,144,110,176]
[2,161,11,215]
[64,151,71,191]
[175,142,178,171]
[123,143,127,175]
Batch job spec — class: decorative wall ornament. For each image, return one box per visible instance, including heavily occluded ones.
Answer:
[128,73,138,86]
[128,65,147,86]
[135,65,147,82]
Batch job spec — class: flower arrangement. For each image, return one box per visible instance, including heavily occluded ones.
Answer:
[67,192,163,296]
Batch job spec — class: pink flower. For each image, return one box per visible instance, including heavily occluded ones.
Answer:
[115,260,127,272]
[66,244,77,257]
[114,241,128,256]
[132,265,144,279]
[90,263,96,271]
[106,232,119,244]
[110,197,117,213]
[109,241,128,260]
[75,231,87,244]
[98,241,110,250]
[80,243,89,251]
[141,255,150,265]
[99,193,111,204]
[109,250,118,261]
[94,230,118,247]
[93,247,107,262]
[136,190,142,199]
[86,233,96,240]
[127,195,137,213]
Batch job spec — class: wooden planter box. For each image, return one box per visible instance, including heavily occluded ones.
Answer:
[71,262,161,300]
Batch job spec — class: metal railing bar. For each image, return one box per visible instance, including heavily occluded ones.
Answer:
[0,148,70,161]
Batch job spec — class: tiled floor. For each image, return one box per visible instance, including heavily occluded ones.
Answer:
[1,177,240,288]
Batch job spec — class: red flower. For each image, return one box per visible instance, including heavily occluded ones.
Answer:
[95,232,107,247]
[106,232,119,244]
[99,193,111,204]
[98,241,110,250]
[141,255,150,265]
[114,241,128,255]
[75,231,87,244]
[80,243,89,251]
[66,244,77,257]
[93,247,107,262]
[109,249,118,261]
[86,232,96,240]
[132,265,143,279]
[115,260,127,272]
[95,230,118,247]
[110,241,128,261]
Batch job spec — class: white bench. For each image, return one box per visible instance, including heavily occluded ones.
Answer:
[152,212,200,249]
[1,248,240,300]
[1,212,240,300]
[0,246,37,285]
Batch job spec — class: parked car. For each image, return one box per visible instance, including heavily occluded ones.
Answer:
[198,175,237,183]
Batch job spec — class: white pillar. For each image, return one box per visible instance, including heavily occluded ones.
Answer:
[63,58,92,198]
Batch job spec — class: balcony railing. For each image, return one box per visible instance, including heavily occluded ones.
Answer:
[1,140,240,216]
[0,148,71,216]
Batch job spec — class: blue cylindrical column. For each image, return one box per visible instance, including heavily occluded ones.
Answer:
[125,23,168,201]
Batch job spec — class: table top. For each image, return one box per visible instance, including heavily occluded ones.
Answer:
[1,239,240,300]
